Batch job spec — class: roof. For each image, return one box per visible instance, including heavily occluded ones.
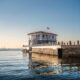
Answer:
[27,31,57,35]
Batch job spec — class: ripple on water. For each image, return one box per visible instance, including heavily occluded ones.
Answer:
[0,51,80,80]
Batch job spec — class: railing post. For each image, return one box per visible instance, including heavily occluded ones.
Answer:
[77,40,79,45]
[69,41,72,45]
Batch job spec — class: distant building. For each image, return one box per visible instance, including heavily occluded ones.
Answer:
[28,31,57,46]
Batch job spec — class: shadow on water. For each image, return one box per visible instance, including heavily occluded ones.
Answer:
[22,51,80,80]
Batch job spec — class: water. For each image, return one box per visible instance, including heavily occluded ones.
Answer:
[0,51,80,80]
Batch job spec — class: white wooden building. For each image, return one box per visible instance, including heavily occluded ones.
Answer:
[28,31,57,46]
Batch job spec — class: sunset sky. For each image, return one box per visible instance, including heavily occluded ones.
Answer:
[0,0,80,48]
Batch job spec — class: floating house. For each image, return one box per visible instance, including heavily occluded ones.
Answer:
[23,31,61,56]
[28,31,57,46]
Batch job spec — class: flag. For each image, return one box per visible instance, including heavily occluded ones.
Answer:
[46,27,50,30]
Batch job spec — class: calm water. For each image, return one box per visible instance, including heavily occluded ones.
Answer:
[0,51,80,80]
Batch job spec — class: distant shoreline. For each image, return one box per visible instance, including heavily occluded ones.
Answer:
[0,48,21,51]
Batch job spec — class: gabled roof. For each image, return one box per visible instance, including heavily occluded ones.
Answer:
[28,31,57,35]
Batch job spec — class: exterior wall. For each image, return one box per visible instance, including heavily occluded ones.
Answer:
[61,45,80,64]
[29,33,57,45]
[32,45,61,55]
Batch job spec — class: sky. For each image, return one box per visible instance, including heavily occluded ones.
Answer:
[0,0,80,48]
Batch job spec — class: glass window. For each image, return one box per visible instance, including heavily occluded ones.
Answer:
[52,35,54,39]
[42,34,44,38]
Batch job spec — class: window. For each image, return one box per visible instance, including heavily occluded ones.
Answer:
[36,35,40,39]
[52,35,54,39]
[42,34,44,38]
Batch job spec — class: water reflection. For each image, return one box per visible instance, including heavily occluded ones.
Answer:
[23,52,80,76]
